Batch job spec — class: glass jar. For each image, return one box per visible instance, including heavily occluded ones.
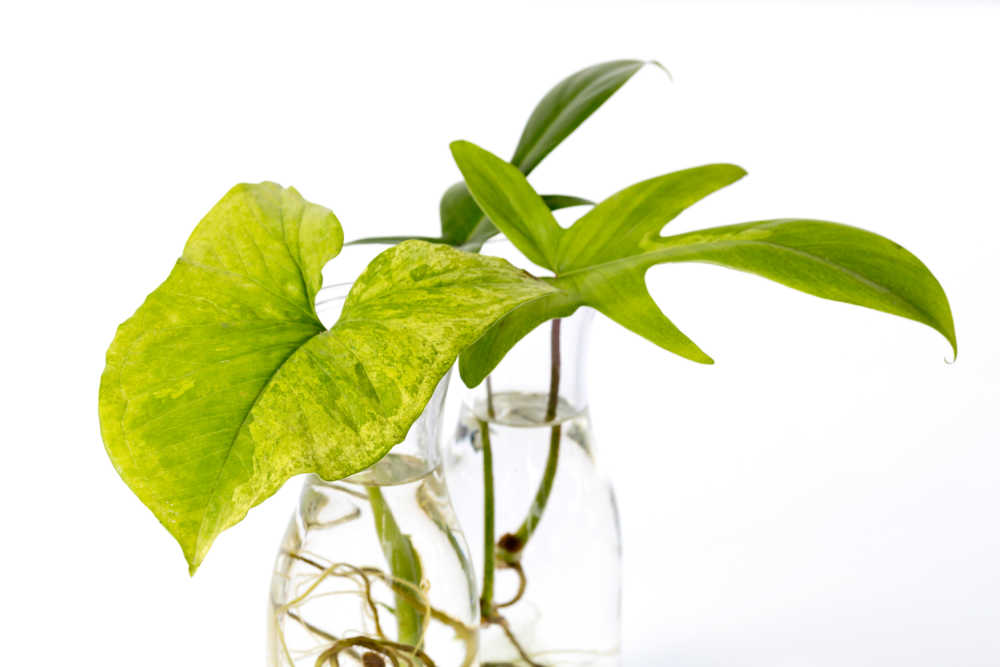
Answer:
[267,285,479,667]
[446,309,622,666]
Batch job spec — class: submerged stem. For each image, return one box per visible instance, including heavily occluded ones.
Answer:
[477,319,565,667]
[500,424,561,562]
[368,487,425,648]
[479,419,497,618]
[498,318,563,564]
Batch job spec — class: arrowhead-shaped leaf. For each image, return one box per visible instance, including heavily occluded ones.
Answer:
[453,143,956,387]
[99,183,556,572]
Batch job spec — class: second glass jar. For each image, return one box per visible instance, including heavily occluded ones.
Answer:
[446,308,622,666]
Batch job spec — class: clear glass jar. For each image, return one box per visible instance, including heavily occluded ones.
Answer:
[446,309,622,666]
[267,285,479,667]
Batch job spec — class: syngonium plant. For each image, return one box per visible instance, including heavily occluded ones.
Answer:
[98,59,955,659]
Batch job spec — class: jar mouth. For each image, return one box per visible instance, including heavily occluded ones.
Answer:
[469,391,586,427]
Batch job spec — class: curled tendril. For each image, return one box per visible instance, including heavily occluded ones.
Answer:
[492,560,527,609]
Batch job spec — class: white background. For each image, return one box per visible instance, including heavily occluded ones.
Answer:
[2,1,998,665]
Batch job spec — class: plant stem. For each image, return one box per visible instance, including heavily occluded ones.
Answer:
[503,425,561,560]
[479,418,497,619]
[485,376,496,419]
[498,318,563,563]
[545,318,562,422]
[368,487,425,647]
[479,319,564,666]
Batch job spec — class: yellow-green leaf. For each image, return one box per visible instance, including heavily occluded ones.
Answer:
[99,183,556,572]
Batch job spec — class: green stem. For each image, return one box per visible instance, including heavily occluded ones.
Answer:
[479,418,496,619]
[485,375,496,419]
[504,425,561,560]
[367,487,425,648]
[545,318,562,422]
[477,321,564,665]
[498,318,563,563]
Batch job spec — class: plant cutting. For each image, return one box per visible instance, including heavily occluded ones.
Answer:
[98,60,955,667]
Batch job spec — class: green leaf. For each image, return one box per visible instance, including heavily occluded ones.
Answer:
[554,164,749,272]
[451,141,563,268]
[440,59,660,246]
[368,487,424,645]
[99,183,557,572]
[451,144,745,383]
[437,181,592,251]
[540,194,593,210]
[648,219,958,355]
[440,181,488,246]
[512,59,663,174]
[454,144,956,386]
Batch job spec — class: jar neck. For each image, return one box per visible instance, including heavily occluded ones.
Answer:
[467,308,593,420]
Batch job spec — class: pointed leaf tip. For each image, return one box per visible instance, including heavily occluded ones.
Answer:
[646,59,674,81]
[652,219,957,360]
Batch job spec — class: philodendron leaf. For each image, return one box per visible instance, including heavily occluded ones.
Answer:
[453,142,957,386]
[512,59,664,174]
[99,183,556,573]
[440,59,663,246]
[451,141,741,383]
